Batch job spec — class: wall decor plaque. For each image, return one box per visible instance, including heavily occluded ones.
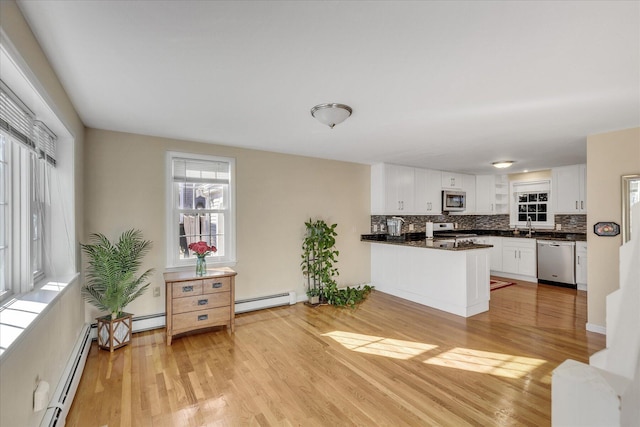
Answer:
[593,222,620,237]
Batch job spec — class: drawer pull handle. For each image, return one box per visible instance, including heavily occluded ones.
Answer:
[182,285,193,292]
[198,299,208,306]
[198,314,208,321]
[212,282,223,289]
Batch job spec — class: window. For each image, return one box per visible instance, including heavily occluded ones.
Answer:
[0,82,56,301]
[166,152,236,268]
[510,180,554,229]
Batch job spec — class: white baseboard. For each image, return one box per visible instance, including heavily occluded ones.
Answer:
[490,272,538,283]
[586,322,606,335]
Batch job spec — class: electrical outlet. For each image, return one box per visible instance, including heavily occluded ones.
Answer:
[556,224,562,231]
[153,287,160,297]
[373,224,378,232]
[408,224,415,231]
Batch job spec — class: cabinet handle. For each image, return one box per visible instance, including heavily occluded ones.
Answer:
[519,250,521,259]
[211,282,223,289]
[182,285,193,292]
[197,314,208,321]
[577,256,580,265]
[491,203,493,212]
[198,299,208,305]
[576,201,578,209]
[581,201,584,210]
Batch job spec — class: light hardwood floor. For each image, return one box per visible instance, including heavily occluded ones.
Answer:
[67,278,605,426]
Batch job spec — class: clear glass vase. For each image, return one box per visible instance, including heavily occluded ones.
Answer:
[196,255,206,277]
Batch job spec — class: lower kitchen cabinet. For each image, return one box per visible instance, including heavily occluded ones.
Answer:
[576,241,587,290]
[501,238,537,278]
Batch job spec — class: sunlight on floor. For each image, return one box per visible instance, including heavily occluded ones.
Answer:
[423,347,547,379]
[323,331,547,379]
[323,331,438,360]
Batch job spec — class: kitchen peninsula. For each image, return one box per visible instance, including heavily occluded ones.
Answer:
[362,233,492,317]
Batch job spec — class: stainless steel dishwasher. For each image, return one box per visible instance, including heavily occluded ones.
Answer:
[537,240,576,288]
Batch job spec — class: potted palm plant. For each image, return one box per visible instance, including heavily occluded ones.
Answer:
[81,229,153,351]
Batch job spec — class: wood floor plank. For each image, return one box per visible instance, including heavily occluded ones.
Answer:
[68,277,605,426]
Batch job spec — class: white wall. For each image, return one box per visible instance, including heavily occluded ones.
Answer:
[586,127,640,328]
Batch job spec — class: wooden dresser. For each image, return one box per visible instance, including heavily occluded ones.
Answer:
[164,267,236,345]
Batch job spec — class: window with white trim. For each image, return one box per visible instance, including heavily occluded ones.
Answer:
[510,180,554,229]
[166,152,236,268]
[0,81,55,302]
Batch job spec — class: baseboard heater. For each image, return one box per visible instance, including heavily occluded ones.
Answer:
[235,291,296,314]
[40,323,92,427]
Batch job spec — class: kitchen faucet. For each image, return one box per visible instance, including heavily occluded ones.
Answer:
[526,216,534,238]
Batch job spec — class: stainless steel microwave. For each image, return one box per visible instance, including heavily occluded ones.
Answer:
[442,190,466,212]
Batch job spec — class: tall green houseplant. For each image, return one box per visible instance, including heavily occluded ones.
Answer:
[81,229,154,319]
[301,219,339,304]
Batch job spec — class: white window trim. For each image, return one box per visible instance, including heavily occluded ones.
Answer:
[509,179,555,230]
[165,151,237,270]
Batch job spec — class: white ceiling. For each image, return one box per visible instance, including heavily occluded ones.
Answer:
[15,1,640,174]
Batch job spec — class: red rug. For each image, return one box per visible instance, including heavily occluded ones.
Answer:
[490,279,515,291]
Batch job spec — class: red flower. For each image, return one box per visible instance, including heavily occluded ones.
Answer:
[188,241,217,256]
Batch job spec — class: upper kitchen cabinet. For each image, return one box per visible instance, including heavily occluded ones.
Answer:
[476,175,509,214]
[552,164,587,214]
[441,171,464,189]
[414,168,442,214]
[371,164,415,214]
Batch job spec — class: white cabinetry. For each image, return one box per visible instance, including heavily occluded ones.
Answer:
[576,241,587,290]
[442,172,464,189]
[371,244,490,317]
[502,238,537,278]
[473,236,503,271]
[553,164,587,214]
[371,164,415,214]
[476,175,509,214]
[414,168,442,214]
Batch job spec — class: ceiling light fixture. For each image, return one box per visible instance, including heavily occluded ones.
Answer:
[492,160,514,169]
[310,103,352,128]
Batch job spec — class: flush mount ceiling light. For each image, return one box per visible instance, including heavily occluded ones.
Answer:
[492,160,515,169]
[310,103,352,128]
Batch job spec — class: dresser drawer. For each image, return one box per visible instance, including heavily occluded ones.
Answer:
[172,306,231,332]
[172,292,231,314]
[202,276,232,294]
[172,280,203,298]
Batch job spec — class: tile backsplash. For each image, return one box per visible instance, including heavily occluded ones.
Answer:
[370,214,586,233]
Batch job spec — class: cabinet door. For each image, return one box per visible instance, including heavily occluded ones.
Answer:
[385,164,415,213]
[475,175,496,214]
[442,172,464,189]
[462,174,476,214]
[553,165,583,214]
[489,237,503,272]
[518,246,537,276]
[502,246,519,274]
[414,168,442,214]
[576,242,587,286]
[578,164,587,213]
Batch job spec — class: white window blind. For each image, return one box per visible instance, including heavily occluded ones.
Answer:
[0,80,56,166]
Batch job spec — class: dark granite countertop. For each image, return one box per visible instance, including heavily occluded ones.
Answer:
[361,229,587,249]
[360,234,492,251]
